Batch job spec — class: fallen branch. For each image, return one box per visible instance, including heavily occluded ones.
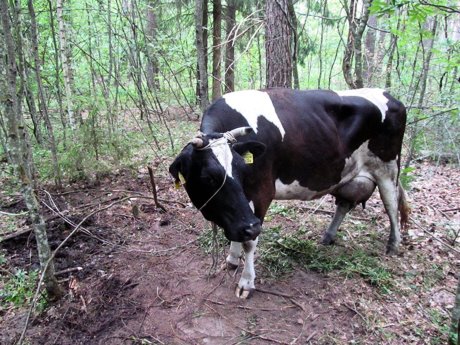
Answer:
[0,228,32,243]
[55,267,83,276]
[410,216,460,255]
[0,210,28,216]
[442,207,460,213]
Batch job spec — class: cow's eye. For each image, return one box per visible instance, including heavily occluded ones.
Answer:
[201,169,223,187]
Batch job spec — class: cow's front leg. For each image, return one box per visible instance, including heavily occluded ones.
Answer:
[225,241,242,270]
[235,237,258,299]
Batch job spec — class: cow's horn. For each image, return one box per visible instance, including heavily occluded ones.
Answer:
[190,137,204,148]
[227,127,253,138]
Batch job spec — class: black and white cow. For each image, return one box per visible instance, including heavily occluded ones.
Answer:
[170,88,410,299]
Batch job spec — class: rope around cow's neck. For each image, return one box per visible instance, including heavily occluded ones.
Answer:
[195,133,233,212]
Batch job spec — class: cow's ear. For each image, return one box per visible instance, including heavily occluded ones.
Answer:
[169,156,187,187]
[232,141,266,163]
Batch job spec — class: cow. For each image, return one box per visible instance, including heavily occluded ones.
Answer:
[169,88,410,299]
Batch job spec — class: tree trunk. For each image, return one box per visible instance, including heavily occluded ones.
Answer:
[404,17,438,169]
[451,278,460,344]
[146,0,159,90]
[287,0,299,89]
[56,0,77,130]
[0,0,62,300]
[364,15,377,84]
[342,0,372,89]
[196,0,209,110]
[47,0,67,144]
[224,0,236,94]
[211,0,222,100]
[265,0,292,88]
[28,0,62,188]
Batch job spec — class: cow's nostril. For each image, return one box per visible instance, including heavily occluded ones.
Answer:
[244,223,261,240]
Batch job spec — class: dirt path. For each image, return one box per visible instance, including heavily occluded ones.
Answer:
[0,163,458,344]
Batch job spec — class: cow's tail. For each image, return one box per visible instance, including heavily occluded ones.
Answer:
[398,181,410,230]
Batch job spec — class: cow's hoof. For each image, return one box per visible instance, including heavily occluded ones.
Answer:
[221,261,238,271]
[235,286,254,299]
[321,233,335,245]
[385,245,399,255]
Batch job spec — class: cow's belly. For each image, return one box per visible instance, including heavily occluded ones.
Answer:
[274,141,374,201]
[274,179,330,200]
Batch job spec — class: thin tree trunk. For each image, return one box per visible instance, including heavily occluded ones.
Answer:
[317,0,327,88]
[404,17,438,169]
[450,278,460,344]
[11,0,43,146]
[47,0,67,145]
[211,0,222,100]
[224,0,236,94]
[265,0,292,88]
[0,0,62,300]
[364,15,377,83]
[287,0,299,89]
[146,0,159,90]
[56,0,76,130]
[196,0,209,110]
[342,0,372,89]
[28,0,62,188]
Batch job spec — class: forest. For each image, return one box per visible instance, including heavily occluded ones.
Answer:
[0,0,459,344]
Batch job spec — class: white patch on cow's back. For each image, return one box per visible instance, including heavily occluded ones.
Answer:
[336,88,389,122]
[223,90,286,140]
[274,179,323,200]
[209,138,234,178]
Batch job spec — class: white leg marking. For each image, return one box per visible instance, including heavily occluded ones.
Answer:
[226,241,242,267]
[236,238,258,299]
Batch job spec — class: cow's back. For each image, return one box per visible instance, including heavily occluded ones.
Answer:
[200,88,406,195]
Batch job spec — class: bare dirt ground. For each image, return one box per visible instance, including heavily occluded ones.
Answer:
[0,161,459,344]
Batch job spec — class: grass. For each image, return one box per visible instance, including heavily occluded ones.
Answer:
[197,222,394,292]
[197,224,229,255]
[258,226,394,291]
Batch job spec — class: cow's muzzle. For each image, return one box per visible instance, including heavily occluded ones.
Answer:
[229,222,261,242]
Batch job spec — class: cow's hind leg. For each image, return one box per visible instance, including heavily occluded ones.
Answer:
[376,176,401,255]
[235,238,258,299]
[322,175,376,245]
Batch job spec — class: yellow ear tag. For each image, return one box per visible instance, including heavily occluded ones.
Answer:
[243,151,253,164]
[178,172,186,184]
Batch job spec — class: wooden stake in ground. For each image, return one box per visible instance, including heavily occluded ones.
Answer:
[147,166,166,213]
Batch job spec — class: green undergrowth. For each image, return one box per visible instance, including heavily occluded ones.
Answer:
[197,223,394,292]
[0,267,47,312]
[259,226,393,292]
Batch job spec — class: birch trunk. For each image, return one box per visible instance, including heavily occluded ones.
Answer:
[56,0,76,130]
[450,278,460,344]
[195,0,209,110]
[28,0,62,188]
[0,0,62,299]
[342,0,372,89]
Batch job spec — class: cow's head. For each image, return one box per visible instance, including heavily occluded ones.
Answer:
[169,127,266,242]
